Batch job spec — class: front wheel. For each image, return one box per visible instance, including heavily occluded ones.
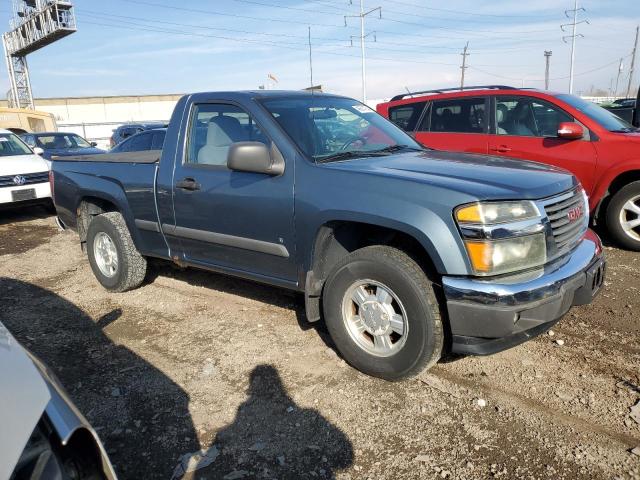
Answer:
[605,181,640,251]
[86,212,147,292]
[322,245,444,381]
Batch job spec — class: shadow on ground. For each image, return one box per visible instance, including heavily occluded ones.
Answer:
[192,365,354,479]
[0,277,354,479]
[0,277,199,478]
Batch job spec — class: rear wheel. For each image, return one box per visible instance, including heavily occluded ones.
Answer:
[86,212,147,292]
[606,181,640,251]
[322,245,444,381]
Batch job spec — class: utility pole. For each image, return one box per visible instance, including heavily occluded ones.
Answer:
[627,25,639,97]
[561,0,589,94]
[544,50,552,90]
[460,42,469,90]
[345,0,381,104]
[614,57,624,97]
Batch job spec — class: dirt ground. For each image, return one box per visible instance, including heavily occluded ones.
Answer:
[1,206,639,480]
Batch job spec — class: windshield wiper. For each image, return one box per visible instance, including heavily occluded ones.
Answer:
[610,127,638,133]
[315,150,391,163]
[369,144,424,153]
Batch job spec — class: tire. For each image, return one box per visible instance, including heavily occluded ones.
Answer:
[605,181,640,251]
[86,212,147,292]
[322,245,444,381]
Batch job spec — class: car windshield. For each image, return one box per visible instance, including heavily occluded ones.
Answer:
[35,133,92,149]
[0,133,33,157]
[261,96,423,162]
[556,94,636,132]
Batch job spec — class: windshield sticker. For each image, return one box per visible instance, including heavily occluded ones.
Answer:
[352,105,373,114]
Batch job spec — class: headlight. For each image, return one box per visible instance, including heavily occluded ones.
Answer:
[455,200,547,276]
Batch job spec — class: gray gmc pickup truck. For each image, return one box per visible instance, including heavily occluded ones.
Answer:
[51,91,605,380]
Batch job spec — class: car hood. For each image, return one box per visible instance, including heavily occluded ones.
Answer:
[0,322,51,480]
[46,147,106,158]
[0,154,50,176]
[322,150,578,200]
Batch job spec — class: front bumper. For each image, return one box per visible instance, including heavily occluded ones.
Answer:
[442,230,605,356]
[0,182,51,205]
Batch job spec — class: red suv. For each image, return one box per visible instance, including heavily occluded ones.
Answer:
[377,86,640,250]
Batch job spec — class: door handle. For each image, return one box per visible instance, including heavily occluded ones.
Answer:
[490,145,512,153]
[176,178,201,191]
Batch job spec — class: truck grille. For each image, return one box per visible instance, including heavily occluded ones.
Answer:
[0,171,49,187]
[543,188,588,253]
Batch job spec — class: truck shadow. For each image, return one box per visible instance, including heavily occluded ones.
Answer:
[188,365,354,479]
[0,277,199,479]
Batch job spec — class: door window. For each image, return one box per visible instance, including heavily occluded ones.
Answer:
[388,102,426,132]
[186,104,268,167]
[496,96,572,137]
[427,97,486,133]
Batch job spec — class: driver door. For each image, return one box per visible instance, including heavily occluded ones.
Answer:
[169,102,297,283]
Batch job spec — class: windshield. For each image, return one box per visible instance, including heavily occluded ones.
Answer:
[35,133,92,149]
[261,96,423,162]
[556,94,635,132]
[0,133,33,157]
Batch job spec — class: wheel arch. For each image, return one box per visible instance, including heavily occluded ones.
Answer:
[593,168,640,223]
[304,220,444,323]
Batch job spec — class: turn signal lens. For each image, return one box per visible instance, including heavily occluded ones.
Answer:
[456,201,539,225]
[464,233,547,276]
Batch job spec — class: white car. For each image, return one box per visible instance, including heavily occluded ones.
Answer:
[0,129,51,208]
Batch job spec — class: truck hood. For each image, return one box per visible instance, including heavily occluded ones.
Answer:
[0,154,50,176]
[0,322,51,480]
[322,150,578,200]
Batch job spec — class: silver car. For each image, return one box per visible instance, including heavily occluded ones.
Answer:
[1,322,116,480]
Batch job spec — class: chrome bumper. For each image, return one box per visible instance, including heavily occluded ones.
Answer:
[442,230,605,355]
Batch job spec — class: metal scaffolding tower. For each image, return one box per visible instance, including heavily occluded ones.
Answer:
[3,0,76,109]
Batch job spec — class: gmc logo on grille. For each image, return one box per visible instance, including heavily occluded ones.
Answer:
[567,205,584,223]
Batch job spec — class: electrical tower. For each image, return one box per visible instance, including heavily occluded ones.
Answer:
[561,0,589,94]
[460,42,469,90]
[3,0,77,109]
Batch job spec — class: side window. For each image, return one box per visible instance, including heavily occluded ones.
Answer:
[186,103,269,167]
[151,131,165,150]
[496,96,572,137]
[23,135,35,147]
[530,100,573,137]
[429,98,486,133]
[128,132,153,151]
[388,102,426,132]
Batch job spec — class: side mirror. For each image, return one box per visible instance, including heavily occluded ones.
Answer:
[33,147,44,156]
[90,141,98,147]
[557,122,584,140]
[227,142,285,176]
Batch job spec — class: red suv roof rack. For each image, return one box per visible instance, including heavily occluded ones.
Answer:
[390,85,516,101]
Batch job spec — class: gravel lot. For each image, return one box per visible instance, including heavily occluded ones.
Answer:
[1,206,639,480]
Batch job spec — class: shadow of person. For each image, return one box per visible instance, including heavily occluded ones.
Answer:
[195,365,353,479]
[0,277,200,479]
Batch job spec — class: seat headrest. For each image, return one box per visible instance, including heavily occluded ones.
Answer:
[206,115,243,147]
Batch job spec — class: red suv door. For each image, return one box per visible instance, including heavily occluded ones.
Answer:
[413,96,490,154]
[489,94,598,193]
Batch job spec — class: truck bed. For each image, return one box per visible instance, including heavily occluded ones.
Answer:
[52,150,161,164]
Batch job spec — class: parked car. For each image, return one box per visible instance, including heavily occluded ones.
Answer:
[21,132,105,160]
[0,129,52,209]
[109,128,166,153]
[110,123,166,148]
[50,91,605,381]
[612,98,636,107]
[378,85,640,250]
[0,321,116,480]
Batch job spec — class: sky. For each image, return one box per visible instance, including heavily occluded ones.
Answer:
[0,0,638,102]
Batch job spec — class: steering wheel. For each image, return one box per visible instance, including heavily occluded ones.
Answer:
[340,136,367,151]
